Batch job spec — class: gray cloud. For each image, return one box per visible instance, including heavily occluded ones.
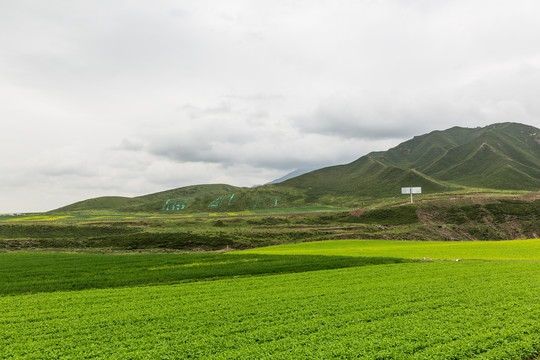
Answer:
[117,138,144,151]
[138,100,378,171]
[293,97,468,140]
[223,93,285,102]
[178,103,233,119]
[294,64,540,140]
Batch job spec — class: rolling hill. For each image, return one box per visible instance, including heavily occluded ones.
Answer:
[49,122,540,213]
[51,184,244,213]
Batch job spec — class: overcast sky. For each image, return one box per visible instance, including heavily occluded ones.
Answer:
[1,0,540,213]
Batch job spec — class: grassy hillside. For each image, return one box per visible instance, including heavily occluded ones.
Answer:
[50,184,246,213]
[370,125,483,169]
[49,183,315,214]
[422,124,540,189]
[375,123,540,176]
[134,183,242,202]
[51,196,143,212]
[278,156,454,200]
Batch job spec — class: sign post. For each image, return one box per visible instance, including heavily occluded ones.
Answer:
[401,187,422,203]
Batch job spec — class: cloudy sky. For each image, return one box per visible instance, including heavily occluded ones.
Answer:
[1,0,540,213]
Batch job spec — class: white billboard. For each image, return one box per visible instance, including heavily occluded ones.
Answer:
[401,187,422,194]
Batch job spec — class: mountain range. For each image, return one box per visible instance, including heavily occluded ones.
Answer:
[51,122,540,213]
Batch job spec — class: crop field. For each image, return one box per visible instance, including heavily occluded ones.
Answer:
[240,238,540,261]
[1,258,539,359]
[1,237,540,359]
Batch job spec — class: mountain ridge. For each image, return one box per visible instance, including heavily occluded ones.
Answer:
[49,122,540,213]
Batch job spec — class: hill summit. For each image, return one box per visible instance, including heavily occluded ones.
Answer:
[51,122,540,213]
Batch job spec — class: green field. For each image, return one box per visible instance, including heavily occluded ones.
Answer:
[1,259,539,359]
[1,237,540,359]
[240,238,540,260]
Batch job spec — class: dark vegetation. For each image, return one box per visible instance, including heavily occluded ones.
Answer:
[421,199,540,240]
[344,205,419,225]
[2,199,538,251]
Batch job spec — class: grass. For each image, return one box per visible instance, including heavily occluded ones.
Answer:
[239,238,540,260]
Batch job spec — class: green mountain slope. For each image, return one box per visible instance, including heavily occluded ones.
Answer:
[426,137,540,189]
[370,125,483,169]
[51,185,244,213]
[135,184,242,202]
[278,155,452,200]
[409,123,539,189]
[51,196,144,213]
